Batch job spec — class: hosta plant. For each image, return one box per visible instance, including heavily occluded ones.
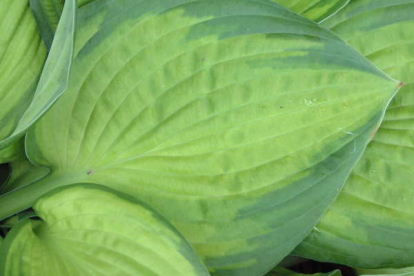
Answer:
[0,0,413,275]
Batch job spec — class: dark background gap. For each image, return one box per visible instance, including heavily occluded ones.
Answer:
[289,259,357,275]
[0,163,10,188]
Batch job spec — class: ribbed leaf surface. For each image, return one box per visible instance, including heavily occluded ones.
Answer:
[0,184,209,276]
[0,0,75,161]
[0,0,400,275]
[295,0,414,269]
[0,0,47,162]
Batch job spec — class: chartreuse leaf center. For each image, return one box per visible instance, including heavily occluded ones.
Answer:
[0,0,402,275]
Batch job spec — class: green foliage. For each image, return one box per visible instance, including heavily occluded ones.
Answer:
[0,139,25,164]
[358,267,414,276]
[30,0,96,49]
[1,159,49,193]
[271,0,350,22]
[295,0,414,268]
[0,184,209,276]
[267,267,342,276]
[0,0,47,162]
[0,0,413,275]
[0,0,75,162]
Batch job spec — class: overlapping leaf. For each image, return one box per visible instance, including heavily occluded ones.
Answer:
[0,0,47,162]
[0,184,209,276]
[0,159,49,193]
[30,0,64,49]
[0,0,75,161]
[0,139,25,165]
[270,0,350,22]
[295,0,414,269]
[30,0,95,49]
[0,0,401,275]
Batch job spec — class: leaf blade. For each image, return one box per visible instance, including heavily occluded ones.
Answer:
[0,0,76,152]
[0,184,209,276]
[295,0,414,268]
[0,0,47,161]
[0,0,400,275]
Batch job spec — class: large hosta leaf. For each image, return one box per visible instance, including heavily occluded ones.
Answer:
[0,184,209,276]
[0,0,401,275]
[0,0,75,158]
[295,0,414,269]
[270,0,350,22]
[0,0,47,162]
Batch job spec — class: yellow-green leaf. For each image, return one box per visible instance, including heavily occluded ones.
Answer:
[0,0,75,160]
[0,184,209,276]
[295,0,414,269]
[0,0,47,162]
[0,0,400,275]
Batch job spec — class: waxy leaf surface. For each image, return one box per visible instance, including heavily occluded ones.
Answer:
[295,0,414,269]
[0,184,209,276]
[0,0,400,275]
